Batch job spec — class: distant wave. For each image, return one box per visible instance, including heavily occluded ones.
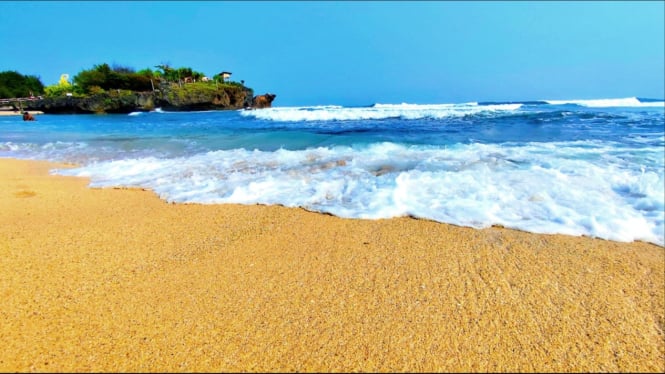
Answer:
[240,102,522,122]
[637,97,665,103]
[241,97,663,123]
[371,97,665,109]
[478,100,549,106]
[544,97,665,108]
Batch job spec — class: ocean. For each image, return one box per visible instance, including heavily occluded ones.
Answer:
[2,97,663,246]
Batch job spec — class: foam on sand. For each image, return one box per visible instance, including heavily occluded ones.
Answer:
[1,158,663,372]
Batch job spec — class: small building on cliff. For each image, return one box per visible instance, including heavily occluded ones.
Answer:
[218,71,232,82]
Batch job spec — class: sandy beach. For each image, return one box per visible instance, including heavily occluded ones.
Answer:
[0,158,662,372]
[0,110,44,116]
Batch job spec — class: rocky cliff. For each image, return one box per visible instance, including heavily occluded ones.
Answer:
[156,83,254,111]
[23,91,157,114]
[22,83,267,114]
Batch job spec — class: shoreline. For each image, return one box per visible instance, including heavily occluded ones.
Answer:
[0,110,44,116]
[1,157,663,372]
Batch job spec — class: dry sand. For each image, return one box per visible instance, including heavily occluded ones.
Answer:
[1,158,663,372]
[0,110,43,116]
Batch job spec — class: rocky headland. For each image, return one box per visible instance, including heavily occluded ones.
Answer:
[17,84,276,114]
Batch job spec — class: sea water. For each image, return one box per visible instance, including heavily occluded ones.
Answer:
[1,97,663,246]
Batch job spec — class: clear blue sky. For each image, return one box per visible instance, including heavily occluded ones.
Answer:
[1,1,663,106]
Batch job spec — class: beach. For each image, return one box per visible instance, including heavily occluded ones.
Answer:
[0,157,663,372]
[0,110,43,116]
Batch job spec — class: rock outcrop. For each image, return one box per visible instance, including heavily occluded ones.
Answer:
[251,93,276,109]
[22,84,259,114]
[156,84,253,112]
[24,92,157,114]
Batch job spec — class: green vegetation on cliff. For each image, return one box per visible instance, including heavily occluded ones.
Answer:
[3,62,260,113]
[0,71,45,99]
[72,63,154,94]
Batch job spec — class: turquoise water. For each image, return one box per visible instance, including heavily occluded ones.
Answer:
[2,98,663,245]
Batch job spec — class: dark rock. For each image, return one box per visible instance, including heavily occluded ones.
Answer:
[23,85,261,114]
[251,93,276,109]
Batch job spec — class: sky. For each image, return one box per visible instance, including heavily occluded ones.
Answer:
[1,1,663,106]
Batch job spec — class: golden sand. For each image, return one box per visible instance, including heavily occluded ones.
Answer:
[0,158,663,372]
[0,110,43,116]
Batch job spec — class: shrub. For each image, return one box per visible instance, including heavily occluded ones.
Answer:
[88,85,106,95]
[44,83,74,97]
[73,63,155,93]
[0,70,45,98]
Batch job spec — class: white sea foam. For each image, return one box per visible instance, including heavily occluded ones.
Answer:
[5,99,660,246]
[54,141,665,246]
[240,102,522,121]
[1,141,89,158]
[545,97,665,108]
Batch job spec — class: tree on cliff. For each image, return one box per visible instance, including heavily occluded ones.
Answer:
[73,63,153,94]
[154,64,205,83]
[0,71,45,99]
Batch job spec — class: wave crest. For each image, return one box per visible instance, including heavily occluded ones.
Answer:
[240,102,522,122]
[545,97,665,108]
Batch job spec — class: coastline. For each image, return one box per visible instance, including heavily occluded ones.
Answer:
[1,158,663,372]
[0,110,44,116]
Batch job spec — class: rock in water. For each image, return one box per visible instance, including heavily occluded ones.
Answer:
[252,93,276,109]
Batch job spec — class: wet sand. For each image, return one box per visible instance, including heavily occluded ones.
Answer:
[1,158,663,372]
